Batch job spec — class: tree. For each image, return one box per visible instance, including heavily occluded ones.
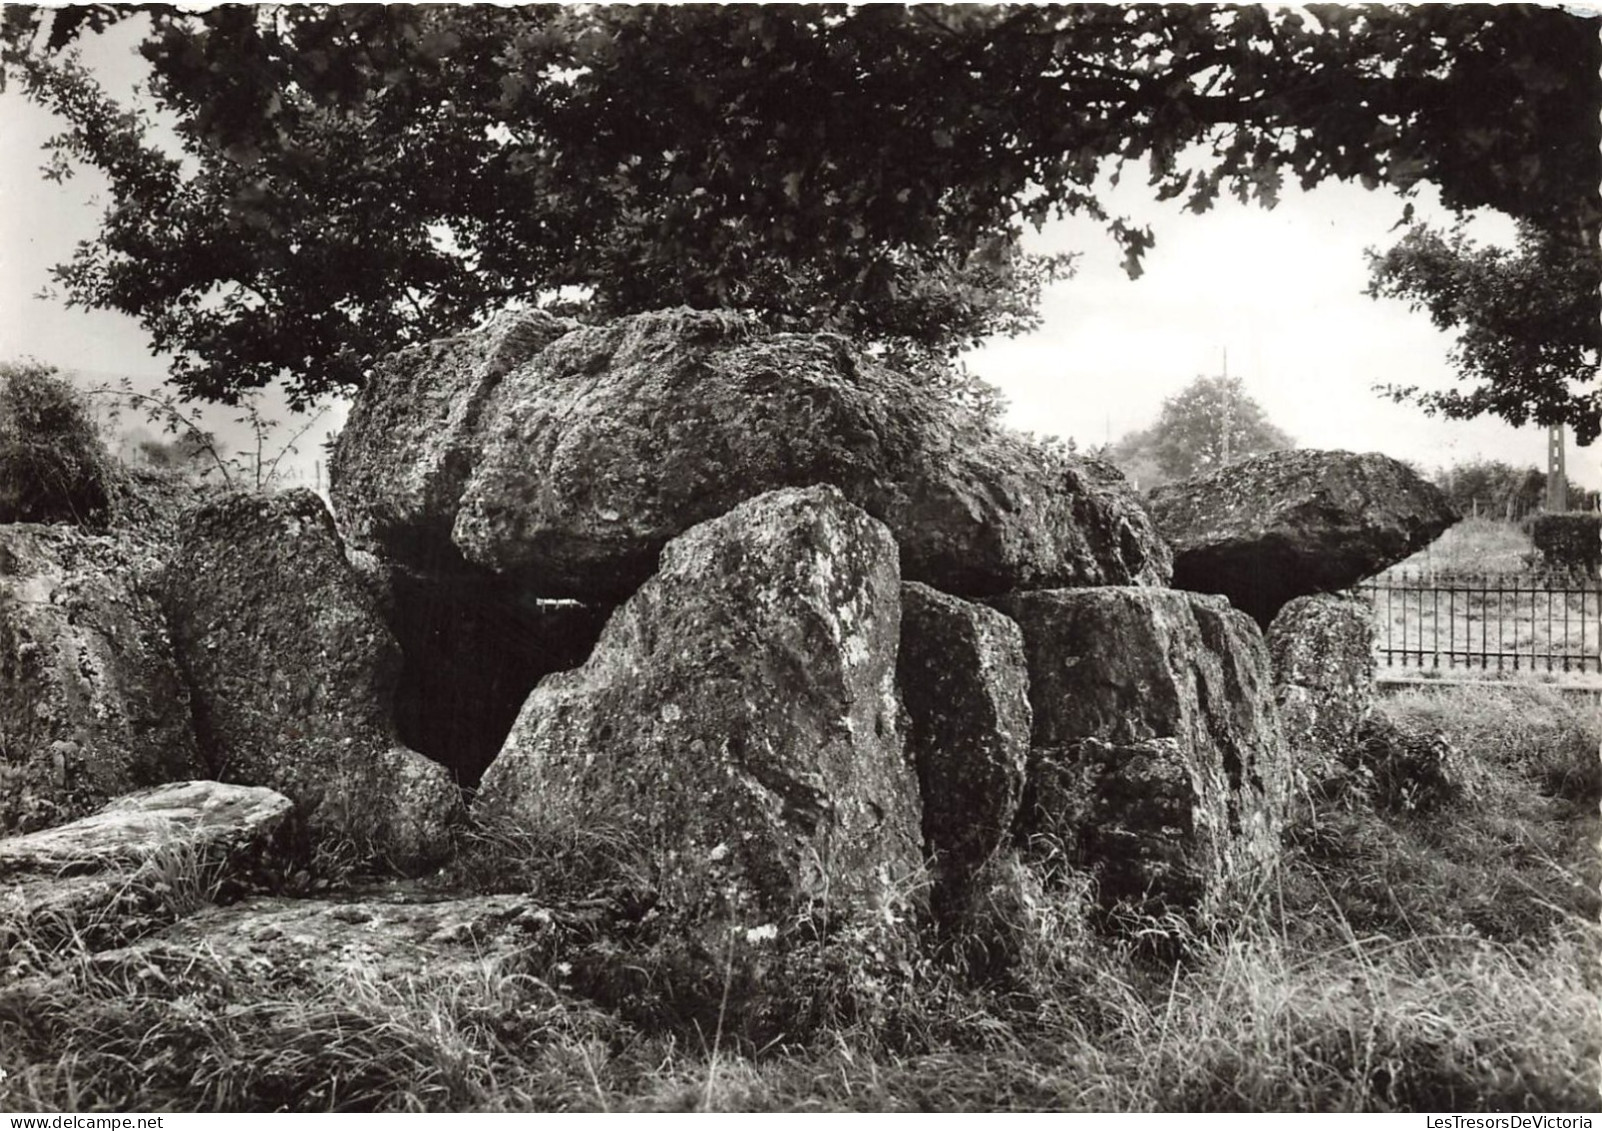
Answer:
[1145,375,1294,481]
[2,4,1598,418]
[1430,458,1598,521]
[1368,222,1600,445]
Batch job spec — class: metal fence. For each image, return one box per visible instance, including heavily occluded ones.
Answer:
[1350,572,1602,674]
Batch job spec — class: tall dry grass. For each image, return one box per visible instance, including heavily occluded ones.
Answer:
[1,684,1596,1112]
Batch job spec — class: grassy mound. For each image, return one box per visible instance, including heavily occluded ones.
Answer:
[0,362,115,527]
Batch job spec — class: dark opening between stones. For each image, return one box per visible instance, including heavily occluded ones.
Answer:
[385,565,609,787]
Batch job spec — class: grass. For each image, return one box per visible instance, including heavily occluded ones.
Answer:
[1,684,1597,1112]
[1386,517,1541,579]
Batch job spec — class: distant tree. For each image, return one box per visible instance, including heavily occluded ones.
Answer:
[1432,458,1598,521]
[1100,424,1170,491]
[1145,376,1294,481]
[133,429,220,470]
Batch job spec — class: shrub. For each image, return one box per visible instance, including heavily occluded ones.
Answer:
[1527,512,1601,577]
[0,362,114,526]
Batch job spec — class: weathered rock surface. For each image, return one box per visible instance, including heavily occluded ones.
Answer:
[1146,450,1459,626]
[335,307,1170,601]
[79,889,563,991]
[330,307,578,562]
[990,587,1288,914]
[0,525,204,835]
[474,485,924,937]
[897,582,1030,916]
[162,490,464,869]
[1267,593,1376,795]
[0,781,296,952]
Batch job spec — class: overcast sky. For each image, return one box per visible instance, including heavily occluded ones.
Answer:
[1,12,1596,491]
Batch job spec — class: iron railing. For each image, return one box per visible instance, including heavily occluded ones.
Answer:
[1350,571,1602,674]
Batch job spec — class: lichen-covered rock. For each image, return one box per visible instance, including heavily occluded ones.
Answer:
[474,485,924,939]
[990,588,1288,915]
[1267,593,1376,795]
[898,582,1030,919]
[337,307,1170,601]
[330,307,578,562]
[1146,450,1459,626]
[77,889,563,991]
[0,781,296,953]
[0,525,204,835]
[162,490,464,869]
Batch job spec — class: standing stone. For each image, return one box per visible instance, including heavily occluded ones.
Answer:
[990,588,1288,915]
[163,490,463,869]
[1267,593,1376,795]
[0,525,203,835]
[897,582,1031,919]
[1146,449,1459,626]
[474,485,924,936]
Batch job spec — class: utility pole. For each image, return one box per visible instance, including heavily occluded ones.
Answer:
[1219,347,1234,466]
[1546,425,1568,512]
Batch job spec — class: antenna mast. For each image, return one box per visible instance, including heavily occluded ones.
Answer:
[1220,347,1233,466]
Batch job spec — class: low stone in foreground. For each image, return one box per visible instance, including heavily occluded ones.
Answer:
[0,781,296,953]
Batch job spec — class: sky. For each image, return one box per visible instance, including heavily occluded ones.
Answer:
[1,11,1597,492]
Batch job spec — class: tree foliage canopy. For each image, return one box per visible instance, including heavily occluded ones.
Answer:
[2,3,1597,424]
[1368,221,1600,445]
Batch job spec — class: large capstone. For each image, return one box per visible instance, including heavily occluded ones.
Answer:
[329,307,578,564]
[162,490,464,870]
[0,525,204,835]
[1145,449,1459,626]
[333,308,1169,601]
[1266,593,1377,796]
[473,484,924,937]
[990,587,1288,915]
[897,582,1031,920]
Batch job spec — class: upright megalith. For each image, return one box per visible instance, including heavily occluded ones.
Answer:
[162,490,463,869]
[333,307,1170,602]
[990,587,1288,914]
[897,582,1031,918]
[474,485,923,932]
[1266,593,1377,796]
[1146,449,1459,626]
[0,525,204,835]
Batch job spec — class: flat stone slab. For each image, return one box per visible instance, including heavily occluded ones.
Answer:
[0,781,297,953]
